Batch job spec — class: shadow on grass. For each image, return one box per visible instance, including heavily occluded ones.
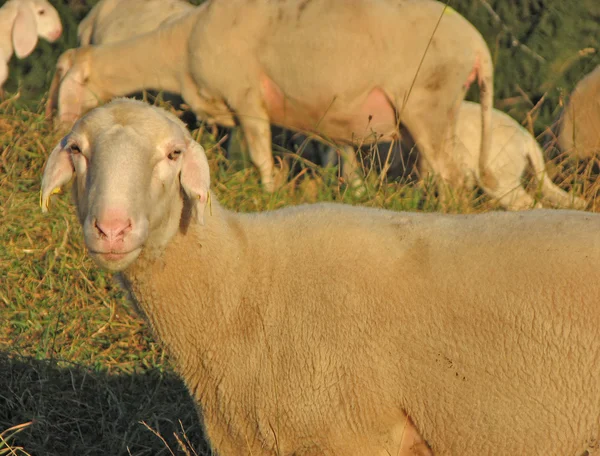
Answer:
[0,352,210,456]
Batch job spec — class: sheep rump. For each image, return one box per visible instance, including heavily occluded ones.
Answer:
[41,99,600,456]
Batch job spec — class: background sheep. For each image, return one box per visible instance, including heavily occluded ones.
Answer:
[302,101,587,210]
[558,64,600,160]
[41,98,600,456]
[421,101,587,210]
[0,0,62,90]
[76,0,194,46]
[45,0,194,120]
[47,0,494,194]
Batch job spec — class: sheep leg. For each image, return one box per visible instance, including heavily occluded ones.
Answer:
[337,144,366,196]
[394,416,433,456]
[538,177,588,209]
[401,107,464,204]
[482,180,541,211]
[235,101,278,192]
[0,60,8,91]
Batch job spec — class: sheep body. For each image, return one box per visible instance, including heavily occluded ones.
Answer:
[0,0,62,89]
[52,0,494,194]
[558,64,600,159]
[41,99,600,456]
[77,0,194,45]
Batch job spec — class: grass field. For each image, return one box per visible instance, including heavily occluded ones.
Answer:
[0,90,598,455]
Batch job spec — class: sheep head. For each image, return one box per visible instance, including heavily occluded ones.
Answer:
[49,47,107,127]
[12,0,62,58]
[41,98,210,271]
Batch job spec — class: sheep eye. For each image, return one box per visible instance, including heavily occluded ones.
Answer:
[68,144,81,154]
[38,8,45,15]
[168,149,182,161]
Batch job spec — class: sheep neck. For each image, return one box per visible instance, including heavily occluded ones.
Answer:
[118,199,245,390]
[91,9,202,99]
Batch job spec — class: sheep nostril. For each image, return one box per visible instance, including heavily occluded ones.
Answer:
[94,218,133,241]
[94,219,107,239]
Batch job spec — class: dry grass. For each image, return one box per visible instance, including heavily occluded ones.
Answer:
[0,91,597,455]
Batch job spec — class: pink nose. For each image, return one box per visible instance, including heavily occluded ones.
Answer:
[50,28,62,41]
[93,216,132,245]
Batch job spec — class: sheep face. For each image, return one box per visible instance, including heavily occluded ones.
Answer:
[41,99,210,271]
[28,0,62,42]
[55,48,104,127]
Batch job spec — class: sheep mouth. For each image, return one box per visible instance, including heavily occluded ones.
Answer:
[89,248,142,271]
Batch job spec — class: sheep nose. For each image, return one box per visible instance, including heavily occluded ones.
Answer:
[93,217,132,242]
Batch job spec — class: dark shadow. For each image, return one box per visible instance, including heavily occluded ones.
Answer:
[0,352,211,456]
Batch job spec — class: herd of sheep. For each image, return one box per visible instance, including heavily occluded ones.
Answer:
[4,0,600,454]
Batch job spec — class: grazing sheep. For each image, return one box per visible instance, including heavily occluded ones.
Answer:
[422,101,587,210]
[558,65,600,159]
[0,0,62,90]
[41,98,600,456]
[321,102,587,210]
[45,0,194,119]
[76,0,194,46]
[49,0,494,193]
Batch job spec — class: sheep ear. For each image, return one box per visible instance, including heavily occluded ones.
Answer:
[13,5,38,58]
[40,137,75,213]
[180,141,211,225]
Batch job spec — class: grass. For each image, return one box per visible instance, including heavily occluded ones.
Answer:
[0,90,597,455]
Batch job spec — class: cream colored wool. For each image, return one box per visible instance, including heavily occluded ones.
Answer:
[41,99,600,456]
[558,65,600,159]
[49,0,494,194]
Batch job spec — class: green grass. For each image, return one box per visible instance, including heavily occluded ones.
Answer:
[0,91,597,455]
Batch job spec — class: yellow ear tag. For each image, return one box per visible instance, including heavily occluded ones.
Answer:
[207,191,212,216]
[40,187,63,211]
[443,5,456,15]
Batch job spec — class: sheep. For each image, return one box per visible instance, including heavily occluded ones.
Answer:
[76,0,194,46]
[48,0,495,194]
[415,101,588,210]
[320,101,587,210]
[41,98,600,456]
[0,0,62,90]
[45,0,194,120]
[558,64,600,159]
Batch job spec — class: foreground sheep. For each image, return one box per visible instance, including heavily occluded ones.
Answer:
[41,99,600,456]
[49,0,495,194]
[0,0,62,90]
[558,64,600,159]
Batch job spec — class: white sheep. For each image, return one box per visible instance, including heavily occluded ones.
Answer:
[77,0,194,46]
[558,64,600,159]
[425,101,587,210]
[0,0,62,90]
[47,0,495,194]
[45,0,194,119]
[41,98,600,456]
[325,101,587,210]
